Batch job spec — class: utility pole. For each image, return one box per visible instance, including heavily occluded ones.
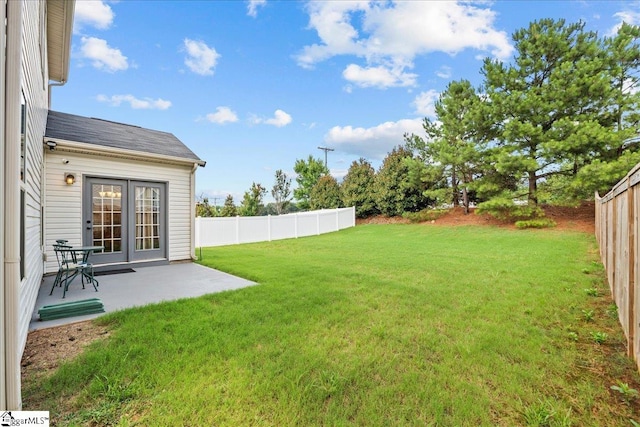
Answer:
[317,146,334,169]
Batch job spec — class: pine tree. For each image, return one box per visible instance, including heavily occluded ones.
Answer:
[239,182,266,216]
[219,194,237,217]
[482,19,606,204]
[406,80,491,213]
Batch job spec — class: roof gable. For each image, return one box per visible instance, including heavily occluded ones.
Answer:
[45,111,205,165]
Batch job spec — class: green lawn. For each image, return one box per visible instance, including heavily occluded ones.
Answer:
[24,225,640,426]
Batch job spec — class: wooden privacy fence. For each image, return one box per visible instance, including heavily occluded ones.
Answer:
[194,207,356,248]
[595,163,640,369]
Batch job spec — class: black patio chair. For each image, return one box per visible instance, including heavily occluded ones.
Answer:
[50,244,98,298]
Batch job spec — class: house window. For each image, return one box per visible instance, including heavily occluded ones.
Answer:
[20,91,26,182]
[20,190,25,280]
[20,89,27,280]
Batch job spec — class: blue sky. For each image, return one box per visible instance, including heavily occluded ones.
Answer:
[52,0,639,205]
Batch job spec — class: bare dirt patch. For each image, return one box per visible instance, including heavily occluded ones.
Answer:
[358,202,596,234]
[542,202,596,233]
[21,321,110,385]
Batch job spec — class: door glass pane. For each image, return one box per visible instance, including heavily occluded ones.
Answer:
[135,186,161,251]
[92,184,123,253]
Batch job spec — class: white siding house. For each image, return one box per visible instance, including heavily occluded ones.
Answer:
[43,111,205,273]
[1,1,204,410]
[1,0,73,410]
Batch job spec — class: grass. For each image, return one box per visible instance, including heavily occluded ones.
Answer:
[23,225,640,426]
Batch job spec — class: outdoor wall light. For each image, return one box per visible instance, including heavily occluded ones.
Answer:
[45,140,57,150]
[65,173,75,185]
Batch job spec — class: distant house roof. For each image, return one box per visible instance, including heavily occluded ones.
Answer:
[45,110,205,166]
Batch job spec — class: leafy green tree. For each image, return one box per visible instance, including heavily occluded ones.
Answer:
[482,19,608,205]
[195,194,218,217]
[374,146,429,216]
[293,155,329,210]
[406,80,491,213]
[310,175,342,209]
[219,194,237,217]
[341,158,378,218]
[239,182,267,216]
[271,169,292,215]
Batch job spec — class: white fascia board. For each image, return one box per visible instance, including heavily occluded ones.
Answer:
[44,137,206,168]
[55,0,74,83]
[46,0,75,83]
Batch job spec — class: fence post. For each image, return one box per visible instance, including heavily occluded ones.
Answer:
[236,215,240,244]
[317,211,321,235]
[295,213,298,238]
[336,208,340,231]
[268,215,272,242]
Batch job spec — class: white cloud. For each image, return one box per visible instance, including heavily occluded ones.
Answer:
[436,66,452,79]
[80,37,128,72]
[324,118,423,159]
[343,63,417,88]
[330,168,349,181]
[413,90,439,118]
[609,10,640,35]
[74,0,114,32]
[97,94,171,110]
[206,107,239,124]
[252,109,293,127]
[247,0,267,17]
[296,1,512,89]
[183,39,220,76]
[624,78,640,95]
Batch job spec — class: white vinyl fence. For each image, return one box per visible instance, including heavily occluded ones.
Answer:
[195,207,356,247]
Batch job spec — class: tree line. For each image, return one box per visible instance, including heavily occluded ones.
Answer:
[199,19,640,219]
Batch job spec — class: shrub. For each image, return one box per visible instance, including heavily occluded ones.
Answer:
[341,158,378,218]
[310,175,342,210]
[402,208,448,223]
[476,197,544,221]
[374,146,429,216]
[515,218,557,229]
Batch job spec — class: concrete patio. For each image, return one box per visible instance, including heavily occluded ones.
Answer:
[30,262,256,330]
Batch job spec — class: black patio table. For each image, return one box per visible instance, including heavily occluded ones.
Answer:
[70,245,104,264]
[50,244,103,298]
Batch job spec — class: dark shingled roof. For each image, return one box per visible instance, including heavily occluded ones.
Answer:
[45,110,204,165]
